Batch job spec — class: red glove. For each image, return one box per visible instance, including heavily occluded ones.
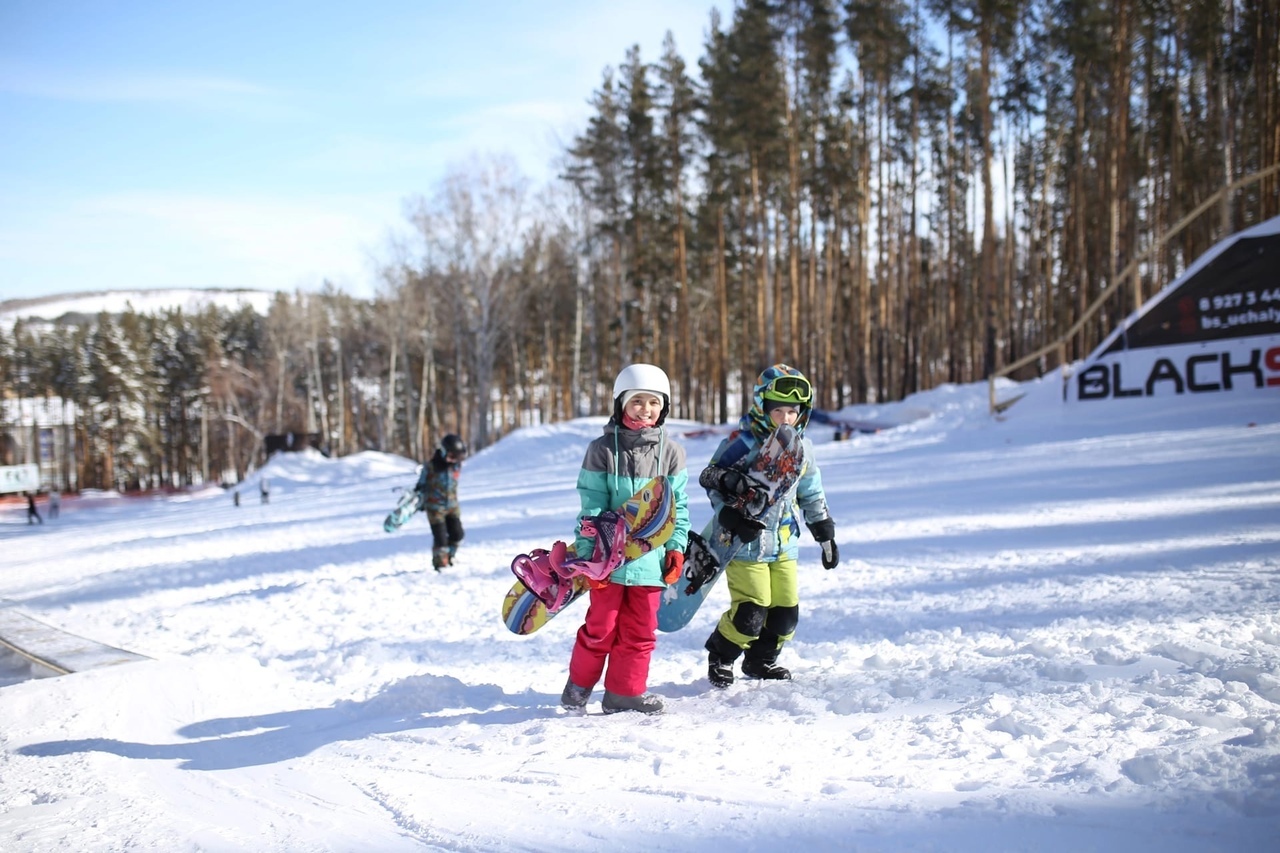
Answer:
[663,551,684,585]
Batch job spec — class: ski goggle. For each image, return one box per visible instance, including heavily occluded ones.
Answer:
[761,374,812,405]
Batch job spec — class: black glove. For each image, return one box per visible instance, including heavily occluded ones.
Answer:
[720,469,749,496]
[819,539,839,570]
[699,466,751,498]
[718,506,763,542]
[807,518,839,570]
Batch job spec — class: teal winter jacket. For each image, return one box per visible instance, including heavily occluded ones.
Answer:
[574,421,690,587]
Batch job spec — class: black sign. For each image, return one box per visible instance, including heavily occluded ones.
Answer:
[1101,232,1280,354]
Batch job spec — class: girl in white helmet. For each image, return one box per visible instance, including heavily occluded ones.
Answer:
[560,363,690,714]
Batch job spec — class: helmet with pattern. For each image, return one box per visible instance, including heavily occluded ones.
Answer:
[741,364,813,440]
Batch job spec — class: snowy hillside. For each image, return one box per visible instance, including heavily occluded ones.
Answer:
[1,378,1278,852]
[0,288,275,324]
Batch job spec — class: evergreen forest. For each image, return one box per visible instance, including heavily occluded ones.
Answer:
[3,0,1278,492]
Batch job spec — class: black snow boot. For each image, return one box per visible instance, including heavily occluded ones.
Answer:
[560,678,590,711]
[741,659,791,680]
[742,634,791,680]
[708,656,735,689]
[705,630,741,689]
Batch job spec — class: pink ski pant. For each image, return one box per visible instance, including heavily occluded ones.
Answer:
[568,583,663,697]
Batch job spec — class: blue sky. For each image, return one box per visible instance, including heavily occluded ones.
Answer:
[0,1,728,301]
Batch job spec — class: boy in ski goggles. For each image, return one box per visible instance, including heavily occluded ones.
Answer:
[691,364,839,689]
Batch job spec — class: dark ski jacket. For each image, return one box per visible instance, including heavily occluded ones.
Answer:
[416,448,460,514]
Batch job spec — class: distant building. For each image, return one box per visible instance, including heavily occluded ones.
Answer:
[0,397,78,493]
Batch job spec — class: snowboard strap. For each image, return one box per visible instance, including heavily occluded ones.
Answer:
[511,511,628,607]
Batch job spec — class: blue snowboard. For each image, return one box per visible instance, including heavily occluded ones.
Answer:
[657,425,804,633]
[383,487,424,533]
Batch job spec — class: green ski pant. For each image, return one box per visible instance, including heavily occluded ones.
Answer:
[715,557,800,650]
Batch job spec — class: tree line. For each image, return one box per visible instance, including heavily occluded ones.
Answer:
[2,0,1277,492]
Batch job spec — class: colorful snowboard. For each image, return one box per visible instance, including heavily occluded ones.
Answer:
[502,476,677,636]
[383,488,424,533]
[657,424,804,633]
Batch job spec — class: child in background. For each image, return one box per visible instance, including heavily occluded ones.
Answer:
[416,433,468,571]
[560,364,690,714]
[700,364,839,688]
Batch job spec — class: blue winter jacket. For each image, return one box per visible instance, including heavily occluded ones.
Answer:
[704,428,829,563]
[574,421,690,587]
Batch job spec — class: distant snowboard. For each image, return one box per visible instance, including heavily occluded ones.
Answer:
[657,425,804,633]
[383,488,424,533]
[502,477,676,636]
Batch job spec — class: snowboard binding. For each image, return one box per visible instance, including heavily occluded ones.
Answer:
[681,532,721,595]
[510,511,628,610]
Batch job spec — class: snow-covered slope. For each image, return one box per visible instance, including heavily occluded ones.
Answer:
[1,378,1277,852]
[0,288,275,324]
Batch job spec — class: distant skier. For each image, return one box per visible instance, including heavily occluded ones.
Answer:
[27,492,43,525]
[415,433,467,571]
[260,477,270,504]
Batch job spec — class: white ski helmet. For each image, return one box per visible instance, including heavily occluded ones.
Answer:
[612,363,671,403]
[612,363,671,424]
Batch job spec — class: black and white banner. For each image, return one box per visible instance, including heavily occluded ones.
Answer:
[1071,216,1280,402]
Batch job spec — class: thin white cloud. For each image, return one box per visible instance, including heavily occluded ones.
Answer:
[90,191,390,275]
[297,135,461,177]
[387,2,728,181]
[0,2,735,301]
[395,2,724,107]
[0,59,276,104]
[442,99,591,180]
[526,0,722,74]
